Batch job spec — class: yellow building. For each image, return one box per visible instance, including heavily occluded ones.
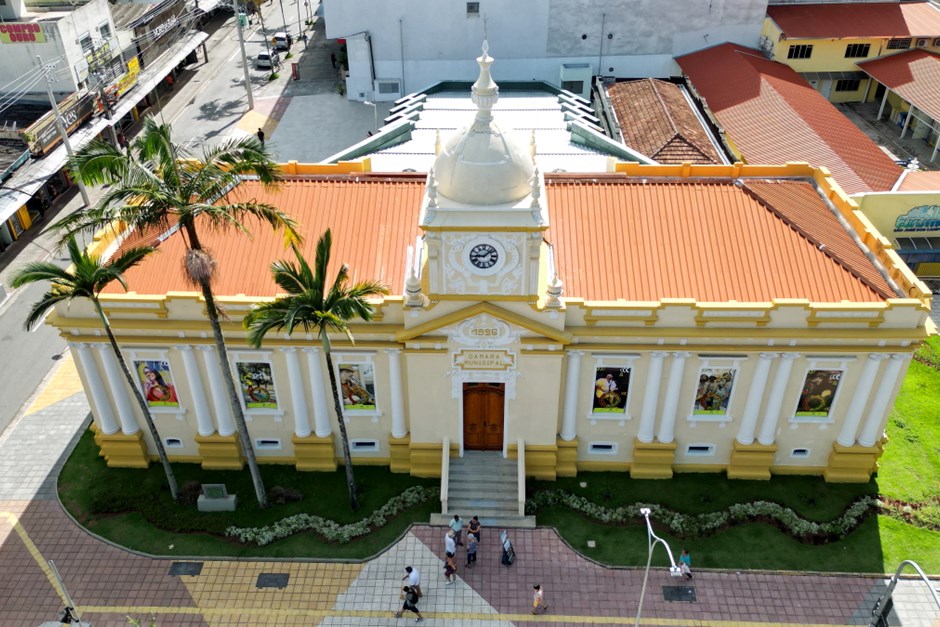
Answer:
[761,1,940,103]
[48,51,932,502]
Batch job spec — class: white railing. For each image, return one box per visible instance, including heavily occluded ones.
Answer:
[517,438,526,515]
[440,436,450,514]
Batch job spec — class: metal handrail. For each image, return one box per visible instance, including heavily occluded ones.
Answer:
[440,436,450,515]
[517,438,525,515]
[869,560,940,627]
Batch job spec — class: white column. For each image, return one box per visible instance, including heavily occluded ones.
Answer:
[72,342,119,435]
[559,350,583,441]
[757,353,798,446]
[736,353,777,445]
[657,351,690,444]
[858,354,908,447]
[836,353,884,447]
[200,346,236,437]
[282,347,313,438]
[179,345,215,437]
[387,348,407,438]
[637,351,667,443]
[304,347,332,438]
[901,104,915,138]
[97,344,139,435]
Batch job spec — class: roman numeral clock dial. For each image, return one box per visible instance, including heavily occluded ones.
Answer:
[469,243,499,269]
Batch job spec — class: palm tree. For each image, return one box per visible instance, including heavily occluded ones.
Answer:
[53,116,301,508]
[243,230,389,511]
[12,236,180,502]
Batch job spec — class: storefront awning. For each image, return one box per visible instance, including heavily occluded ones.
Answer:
[895,235,940,264]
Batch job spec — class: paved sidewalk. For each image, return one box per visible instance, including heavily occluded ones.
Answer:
[1,355,939,626]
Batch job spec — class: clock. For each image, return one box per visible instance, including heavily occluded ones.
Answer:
[468,243,499,269]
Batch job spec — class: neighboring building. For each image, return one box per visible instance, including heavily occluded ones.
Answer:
[48,52,931,486]
[761,1,940,103]
[322,0,770,101]
[111,0,191,71]
[677,42,902,195]
[857,50,940,163]
[599,78,727,164]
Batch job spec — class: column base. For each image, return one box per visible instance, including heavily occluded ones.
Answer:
[88,422,107,458]
[389,434,411,473]
[292,433,338,471]
[509,442,557,480]
[556,437,579,477]
[410,441,453,478]
[727,441,777,480]
[195,433,244,470]
[629,438,676,479]
[823,440,884,483]
[99,430,149,468]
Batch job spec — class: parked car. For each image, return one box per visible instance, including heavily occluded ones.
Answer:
[256,51,280,69]
[272,31,291,51]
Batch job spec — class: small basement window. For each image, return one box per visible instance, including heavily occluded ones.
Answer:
[351,439,379,452]
[686,444,715,456]
[588,442,618,455]
[255,438,282,450]
[165,438,184,448]
[466,2,480,15]
[791,448,810,458]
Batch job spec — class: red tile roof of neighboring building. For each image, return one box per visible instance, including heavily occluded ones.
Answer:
[896,169,940,191]
[541,174,893,303]
[859,49,940,122]
[107,175,427,297]
[676,43,902,195]
[111,172,894,304]
[767,2,940,39]
[607,79,724,165]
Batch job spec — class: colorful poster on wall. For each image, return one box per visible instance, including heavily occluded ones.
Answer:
[592,366,630,413]
[134,360,179,407]
[339,362,376,410]
[693,368,736,415]
[795,369,841,417]
[236,361,278,409]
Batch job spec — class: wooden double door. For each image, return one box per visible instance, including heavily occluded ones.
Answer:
[462,382,505,451]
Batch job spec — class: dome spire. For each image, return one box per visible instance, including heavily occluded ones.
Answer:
[471,40,498,127]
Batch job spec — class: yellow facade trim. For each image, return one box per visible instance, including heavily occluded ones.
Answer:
[292,433,338,472]
[577,460,631,472]
[396,301,573,344]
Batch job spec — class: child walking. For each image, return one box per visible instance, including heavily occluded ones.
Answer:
[532,584,548,615]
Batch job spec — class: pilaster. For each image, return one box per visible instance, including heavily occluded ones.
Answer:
[194,433,244,470]
[292,432,338,471]
[629,438,676,479]
[727,441,777,480]
[409,441,446,478]
[509,443,557,481]
[98,430,149,468]
[388,433,412,473]
[555,437,578,477]
[823,440,884,483]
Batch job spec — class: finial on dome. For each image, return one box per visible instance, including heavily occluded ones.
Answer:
[529,166,541,209]
[434,129,442,156]
[427,168,439,208]
[404,269,429,308]
[545,273,564,309]
[471,40,498,124]
[530,130,537,161]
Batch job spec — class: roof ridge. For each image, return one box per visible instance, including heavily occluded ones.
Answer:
[739,182,893,300]
[649,79,679,135]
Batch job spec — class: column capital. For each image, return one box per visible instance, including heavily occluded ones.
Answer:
[175,344,194,352]
[301,346,321,355]
[671,351,691,359]
[385,348,403,355]
[649,351,669,359]
[758,352,779,360]
[780,352,800,361]
[566,349,585,357]
[867,353,890,362]
[196,345,216,353]
[280,346,299,354]
[889,353,910,361]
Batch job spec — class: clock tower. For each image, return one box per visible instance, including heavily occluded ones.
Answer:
[415,43,550,301]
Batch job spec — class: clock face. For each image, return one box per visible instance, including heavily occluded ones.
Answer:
[469,243,499,269]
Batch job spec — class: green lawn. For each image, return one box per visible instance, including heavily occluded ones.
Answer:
[58,430,437,558]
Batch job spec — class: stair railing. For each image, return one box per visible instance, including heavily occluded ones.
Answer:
[517,438,526,515]
[440,436,450,515]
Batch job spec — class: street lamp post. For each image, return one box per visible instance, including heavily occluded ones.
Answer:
[363,99,378,133]
[635,507,683,627]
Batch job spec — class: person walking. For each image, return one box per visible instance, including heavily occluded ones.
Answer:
[256,128,265,147]
[449,514,464,546]
[330,51,337,68]
[679,549,693,579]
[394,586,424,622]
[443,551,457,585]
[444,529,456,556]
[532,584,548,615]
[466,532,478,568]
[468,515,482,541]
[402,566,422,598]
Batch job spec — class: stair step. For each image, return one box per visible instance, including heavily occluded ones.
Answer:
[430,513,536,529]
[449,465,517,477]
[448,484,516,496]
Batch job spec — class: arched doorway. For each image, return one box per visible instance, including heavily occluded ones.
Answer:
[462,382,504,451]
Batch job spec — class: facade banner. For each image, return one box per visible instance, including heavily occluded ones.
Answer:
[795,369,841,417]
[0,23,46,44]
[22,92,95,157]
[592,366,630,413]
[134,360,179,407]
[236,361,278,409]
[339,362,376,410]
[693,368,736,415]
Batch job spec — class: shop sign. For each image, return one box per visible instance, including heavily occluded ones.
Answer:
[895,205,940,232]
[22,92,96,157]
[106,57,141,104]
[0,23,46,44]
[453,350,515,371]
[148,14,179,42]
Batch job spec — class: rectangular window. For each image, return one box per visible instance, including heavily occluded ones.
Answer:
[561,80,584,94]
[165,438,184,448]
[887,38,911,50]
[686,444,715,456]
[835,79,861,92]
[255,438,282,449]
[98,22,112,40]
[466,2,479,15]
[79,33,93,53]
[377,81,399,94]
[351,439,379,451]
[844,43,870,58]
[787,44,813,59]
[791,448,810,458]
[588,442,618,455]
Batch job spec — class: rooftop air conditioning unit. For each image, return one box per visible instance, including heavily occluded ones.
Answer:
[934,38,940,47]
[916,38,928,47]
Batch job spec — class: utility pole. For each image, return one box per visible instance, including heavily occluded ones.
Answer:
[94,76,121,146]
[37,55,90,208]
[295,0,303,44]
[277,0,288,39]
[236,0,255,109]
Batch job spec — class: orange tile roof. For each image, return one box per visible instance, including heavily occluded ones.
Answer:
[676,43,902,195]
[544,173,893,303]
[107,174,426,297]
[859,49,940,122]
[767,2,940,39]
[896,169,940,191]
[607,79,724,165]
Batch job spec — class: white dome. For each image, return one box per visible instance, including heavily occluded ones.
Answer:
[432,44,534,206]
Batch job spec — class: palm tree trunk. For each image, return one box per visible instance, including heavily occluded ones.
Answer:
[324,349,359,511]
[199,278,268,509]
[93,301,179,502]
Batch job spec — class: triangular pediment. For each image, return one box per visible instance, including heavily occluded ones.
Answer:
[395,302,572,344]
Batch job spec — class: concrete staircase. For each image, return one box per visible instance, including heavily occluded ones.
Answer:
[429,451,536,529]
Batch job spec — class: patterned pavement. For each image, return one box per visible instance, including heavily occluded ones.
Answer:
[0,353,938,627]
